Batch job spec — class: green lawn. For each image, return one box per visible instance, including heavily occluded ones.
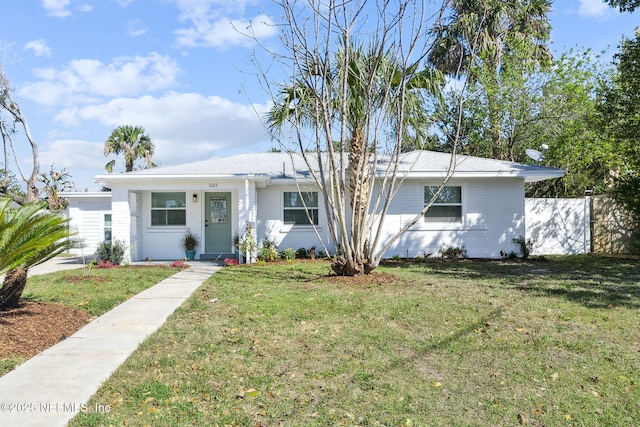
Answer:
[0,266,181,376]
[68,255,640,426]
[22,266,182,316]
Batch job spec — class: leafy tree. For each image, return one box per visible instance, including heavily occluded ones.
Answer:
[0,199,73,309]
[0,163,25,198]
[434,43,617,198]
[104,125,156,173]
[262,0,457,276]
[0,65,40,203]
[603,0,639,11]
[527,49,616,197]
[435,52,538,161]
[597,31,640,217]
[39,164,75,210]
[429,0,552,160]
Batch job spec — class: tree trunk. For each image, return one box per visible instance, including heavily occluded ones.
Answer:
[0,266,28,310]
[330,255,376,276]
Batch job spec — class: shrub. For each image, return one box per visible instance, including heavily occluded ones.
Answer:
[295,247,308,259]
[259,247,279,262]
[282,248,296,261]
[512,236,534,259]
[96,239,126,265]
[439,245,467,260]
[500,250,519,260]
[258,237,280,262]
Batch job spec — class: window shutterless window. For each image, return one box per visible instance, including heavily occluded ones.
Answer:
[151,192,186,226]
[284,191,318,225]
[424,186,462,223]
[104,214,112,241]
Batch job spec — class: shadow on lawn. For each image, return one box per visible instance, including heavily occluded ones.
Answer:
[427,308,504,350]
[384,256,640,310]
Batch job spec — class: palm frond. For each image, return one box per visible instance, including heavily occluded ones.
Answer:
[0,199,74,273]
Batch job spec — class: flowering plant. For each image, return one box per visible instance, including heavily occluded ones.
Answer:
[171,259,187,268]
[96,260,115,269]
[224,258,239,266]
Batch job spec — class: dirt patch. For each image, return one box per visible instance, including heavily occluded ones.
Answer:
[322,272,400,286]
[0,301,91,359]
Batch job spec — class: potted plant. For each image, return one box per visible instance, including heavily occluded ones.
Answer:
[181,230,199,260]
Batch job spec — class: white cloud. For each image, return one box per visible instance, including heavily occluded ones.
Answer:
[42,0,71,17]
[40,139,106,171]
[174,14,276,48]
[24,39,52,58]
[127,19,148,37]
[169,0,276,48]
[54,91,271,165]
[578,0,611,18]
[38,139,109,190]
[18,53,180,106]
[41,0,92,17]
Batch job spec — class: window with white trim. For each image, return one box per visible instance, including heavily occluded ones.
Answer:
[104,214,112,241]
[424,186,462,223]
[151,192,186,226]
[284,191,318,225]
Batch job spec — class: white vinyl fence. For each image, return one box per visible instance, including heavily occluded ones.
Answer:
[525,198,591,255]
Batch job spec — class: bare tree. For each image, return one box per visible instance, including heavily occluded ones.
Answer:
[0,65,40,203]
[256,0,478,275]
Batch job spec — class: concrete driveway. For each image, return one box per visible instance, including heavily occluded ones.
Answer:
[27,256,90,277]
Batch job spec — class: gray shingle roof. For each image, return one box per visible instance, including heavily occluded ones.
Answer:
[95,150,564,184]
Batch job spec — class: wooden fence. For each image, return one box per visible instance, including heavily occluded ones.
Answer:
[590,195,640,255]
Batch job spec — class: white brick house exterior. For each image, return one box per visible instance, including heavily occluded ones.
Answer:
[64,151,564,262]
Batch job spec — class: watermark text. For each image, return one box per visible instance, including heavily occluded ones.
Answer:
[0,401,111,413]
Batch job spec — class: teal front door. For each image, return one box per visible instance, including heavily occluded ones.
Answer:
[204,192,232,253]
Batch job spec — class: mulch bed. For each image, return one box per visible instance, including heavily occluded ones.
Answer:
[0,301,91,359]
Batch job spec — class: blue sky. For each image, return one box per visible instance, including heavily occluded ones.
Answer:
[0,0,638,191]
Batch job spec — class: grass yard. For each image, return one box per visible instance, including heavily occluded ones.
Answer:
[71,256,639,426]
[23,266,183,316]
[0,266,181,376]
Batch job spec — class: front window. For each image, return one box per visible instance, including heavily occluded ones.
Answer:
[151,192,186,226]
[284,191,318,225]
[104,214,112,241]
[424,186,462,223]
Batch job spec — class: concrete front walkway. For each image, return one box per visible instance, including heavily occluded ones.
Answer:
[0,263,220,427]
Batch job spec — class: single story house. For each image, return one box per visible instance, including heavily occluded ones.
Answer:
[62,150,564,262]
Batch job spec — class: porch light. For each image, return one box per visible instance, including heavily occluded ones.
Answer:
[192,194,198,203]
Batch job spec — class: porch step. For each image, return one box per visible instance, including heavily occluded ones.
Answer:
[199,253,236,261]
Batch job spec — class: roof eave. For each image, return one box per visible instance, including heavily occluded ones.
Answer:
[382,170,565,182]
[95,174,270,185]
[59,191,112,198]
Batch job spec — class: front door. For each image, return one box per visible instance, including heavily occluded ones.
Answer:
[204,192,232,253]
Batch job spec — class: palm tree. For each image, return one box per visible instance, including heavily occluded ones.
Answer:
[104,125,156,173]
[0,199,74,309]
[267,44,443,275]
[429,0,551,159]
